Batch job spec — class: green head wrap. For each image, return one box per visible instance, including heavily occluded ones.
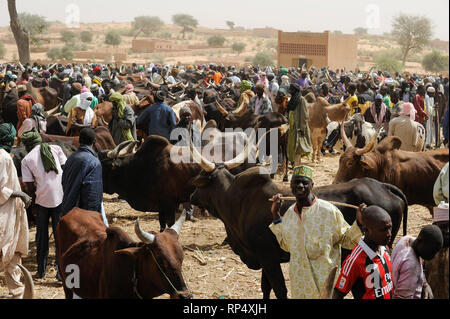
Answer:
[281,68,289,75]
[292,165,313,181]
[109,92,134,141]
[240,80,253,93]
[21,129,59,174]
[0,123,16,152]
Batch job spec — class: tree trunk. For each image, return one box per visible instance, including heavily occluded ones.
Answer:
[182,27,186,40]
[8,0,30,63]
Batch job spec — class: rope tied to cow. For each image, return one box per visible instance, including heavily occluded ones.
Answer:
[132,245,191,299]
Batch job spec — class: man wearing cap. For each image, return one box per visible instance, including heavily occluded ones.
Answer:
[424,86,437,149]
[388,102,425,152]
[248,82,273,115]
[364,93,391,132]
[62,82,82,116]
[136,90,176,141]
[0,123,32,298]
[270,165,364,299]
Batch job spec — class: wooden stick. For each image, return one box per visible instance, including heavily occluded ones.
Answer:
[268,197,359,210]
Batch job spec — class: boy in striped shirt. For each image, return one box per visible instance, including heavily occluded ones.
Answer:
[333,206,394,299]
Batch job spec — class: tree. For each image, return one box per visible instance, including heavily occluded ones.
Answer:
[0,42,6,59]
[46,47,61,60]
[172,14,198,40]
[80,30,93,43]
[17,13,49,47]
[60,45,74,60]
[422,51,449,74]
[392,14,433,66]
[105,30,122,48]
[207,35,226,47]
[252,51,275,67]
[7,0,30,63]
[60,30,76,44]
[232,42,246,55]
[374,54,403,74]
[226,21,235,30]
[333,30,343,35]
[132,16,164,39]
[353,27,368,36]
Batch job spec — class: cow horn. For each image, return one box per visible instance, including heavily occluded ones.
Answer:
[232,99,246,115]
[341,122,353,149]
[170,210,187,235]
[189,136,216,173]
[118,141,139,157]
[224,130,256,171]
[107,140,134,159]
[355,132,378,156]
[319,266,337,299]
[279,124,289,136]
[17,264,35,299]
[215,101,229,116]
[135,218,155,244]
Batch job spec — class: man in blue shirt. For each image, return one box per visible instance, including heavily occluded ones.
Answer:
[136,91,177,140]
[61,128,103,217]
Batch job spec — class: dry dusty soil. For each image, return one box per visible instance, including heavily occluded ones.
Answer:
[0,154,432,299]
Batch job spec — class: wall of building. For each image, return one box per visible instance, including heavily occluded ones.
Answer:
[327,33,358,70]
[277,30,328,68]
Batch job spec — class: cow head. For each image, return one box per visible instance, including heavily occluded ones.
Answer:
[333,123,379,183]
[114,212,192,299]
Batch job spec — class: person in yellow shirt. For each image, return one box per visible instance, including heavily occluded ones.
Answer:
[269,165,364,299]
[346,84,359,115]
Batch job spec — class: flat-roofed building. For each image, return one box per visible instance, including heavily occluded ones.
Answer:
[277,30,357,70]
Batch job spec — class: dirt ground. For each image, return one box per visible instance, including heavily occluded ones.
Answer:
[0,154,433,299]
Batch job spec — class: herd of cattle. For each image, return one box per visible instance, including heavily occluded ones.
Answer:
[1,67,448,299]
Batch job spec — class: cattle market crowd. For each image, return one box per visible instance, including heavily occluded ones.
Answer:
[0,61,448,299]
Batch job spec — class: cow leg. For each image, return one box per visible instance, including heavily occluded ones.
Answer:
[159,201,177,232]
[260,262,288,299]
[261,269,272,299]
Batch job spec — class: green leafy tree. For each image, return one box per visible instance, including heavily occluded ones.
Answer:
[60,29,76,44]
[353,27,368,36]
[252,51,275,67]
[232,42,246,55]
[207,35,226,47]
[60,45,74,60]
[226,21,235,30]
[421,51,449,74]
[172,14,198,39]
[374,54,403,74]
[392,14,433,66]
[105,30,122,48]
[17,12,49,47]
[80,30,93,43]
[0,42,6,59]
[46,47,61,60]
[132,16,164,39]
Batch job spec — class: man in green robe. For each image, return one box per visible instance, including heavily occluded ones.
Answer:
[287,83,312,166]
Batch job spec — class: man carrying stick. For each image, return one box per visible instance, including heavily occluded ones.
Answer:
[269,165,365,299]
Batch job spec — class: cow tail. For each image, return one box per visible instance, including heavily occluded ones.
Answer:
[384,183,409,236]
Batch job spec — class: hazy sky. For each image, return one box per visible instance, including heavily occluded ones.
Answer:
[1,0,448,40]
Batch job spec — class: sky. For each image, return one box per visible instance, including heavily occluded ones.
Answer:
[0,0,448,40]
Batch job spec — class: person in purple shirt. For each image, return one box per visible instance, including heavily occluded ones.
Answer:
[391,225,443,299]
[295,72,310,89]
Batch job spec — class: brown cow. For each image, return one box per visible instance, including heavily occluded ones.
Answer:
[334,125,449,209]
[55,208,192,299]
[307,95,350,163]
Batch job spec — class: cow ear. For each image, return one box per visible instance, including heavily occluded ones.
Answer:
[376,136,402,153]
[360,155,376,171]
[114,247,141,260]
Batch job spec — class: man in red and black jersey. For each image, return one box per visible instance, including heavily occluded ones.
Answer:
[333,205,394,299]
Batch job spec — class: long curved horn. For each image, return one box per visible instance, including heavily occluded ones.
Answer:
[107,140,134,159]
[355,132,378,156]
[118,141,139,157]
[232,99,246,115]
[224,129,256,171]
[189,136,216,172]
[170,210,187,235]
[341,122,353,149]
[17,264,35,299]
[215,101,229,116]
[319,266,337,299]
[135,218,155,244]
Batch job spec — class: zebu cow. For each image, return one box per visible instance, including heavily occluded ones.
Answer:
[307,95,350,162]
[334,125,449,209]
[55,208,192,299]
[189,140,408,299]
